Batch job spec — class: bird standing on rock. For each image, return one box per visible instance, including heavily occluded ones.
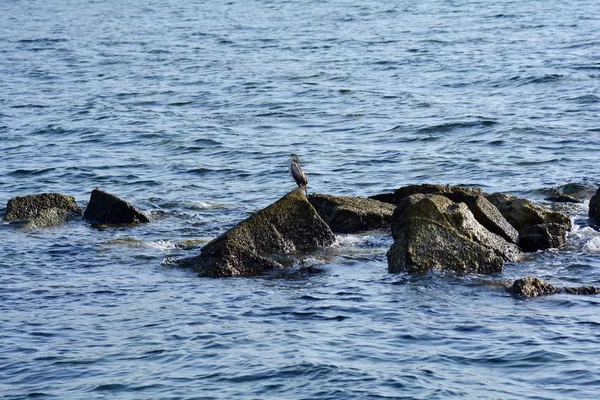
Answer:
[287,153,308,195]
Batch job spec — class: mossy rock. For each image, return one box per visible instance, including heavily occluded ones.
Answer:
[4,192,81,221]
[308,194,395,233]
[185,189,335,277]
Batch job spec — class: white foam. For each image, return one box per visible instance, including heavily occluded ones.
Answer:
[146,240,180,251]
[583,237,600,254]
[568,225,600,254]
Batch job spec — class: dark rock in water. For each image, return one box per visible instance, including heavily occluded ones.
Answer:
[564,286,599,295]
[184,189,335,277]
[518,223,569,252]
[552,182,597,199]
[486,192,571,251]
[83,188,150,224]
[393,183,481,204]
[388,194,517,274]
[308,194,395,233]
[368,192,395,204]
[590,187,600,227]
[443,192,519,245]
[507,277,561,297]
[4,192,81,221]
[544,195,583,204]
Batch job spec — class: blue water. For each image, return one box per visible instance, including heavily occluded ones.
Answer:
[2,0,600,398]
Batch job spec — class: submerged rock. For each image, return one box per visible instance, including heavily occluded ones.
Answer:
[184,189,335,277]
[387,194,518,274]
[590,187,600,227]
[83,188,150,224]
[507,277,599,297]
[308,194,395,233]
[544,195,583,204]
[4,192,81,228]
[486,193,571,251]
[507,277,561,297]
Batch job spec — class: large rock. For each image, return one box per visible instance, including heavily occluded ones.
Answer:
[3,193,81,227]
[486,193,572,251]
[308,194,395,233]
[590,187,600,227]
[185,189,336,277]
[372,184,518,244]
[4,193,81,221]
[83,188,150,224]
[387,194,518,274]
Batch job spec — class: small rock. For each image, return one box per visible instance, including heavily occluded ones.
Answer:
[308,194,396,233]
[564,286,599,295]
[4,192,81,221]
[83,188,150,224]
[506,277,561,297]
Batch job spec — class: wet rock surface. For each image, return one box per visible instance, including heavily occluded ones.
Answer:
[308,194,395,233]
[3,193,81,228]
[83,188,150,225]
[184,189,336,277]
[590,187,600,227]
[387,194,517,274]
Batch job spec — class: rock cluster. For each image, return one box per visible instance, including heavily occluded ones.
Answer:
[3,189,149,228]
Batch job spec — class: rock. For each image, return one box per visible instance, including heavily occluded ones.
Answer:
[518,223,569,252]
[564,286,599,295]
[590,187,600,227]
[544,195,583,204]
[486,192,571,251]
[443,192,519,245]
[4,192,81,221]
[388,194,518,274]
[392,183,482,204]
[184,189,336,277]
[308,194,396,233]
[506,277,561,297]
[83,188,150,224]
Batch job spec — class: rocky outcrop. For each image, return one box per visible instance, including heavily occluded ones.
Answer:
[507,277,599,297]
[545,195,582,204]
[184,189,336,277]
[83,188,150,225]
[506,277,561,297]
[308,194,395,233]
[3,193,81,227]
[387,194,519,274]
[590,187,600,227]
[486,193,571,251]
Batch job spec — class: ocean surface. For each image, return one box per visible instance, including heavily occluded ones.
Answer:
[1,0,600,398]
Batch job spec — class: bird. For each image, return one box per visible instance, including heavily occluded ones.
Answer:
[287,153,308,195]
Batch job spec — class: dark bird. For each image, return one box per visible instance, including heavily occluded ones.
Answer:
[287,153,308,195]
